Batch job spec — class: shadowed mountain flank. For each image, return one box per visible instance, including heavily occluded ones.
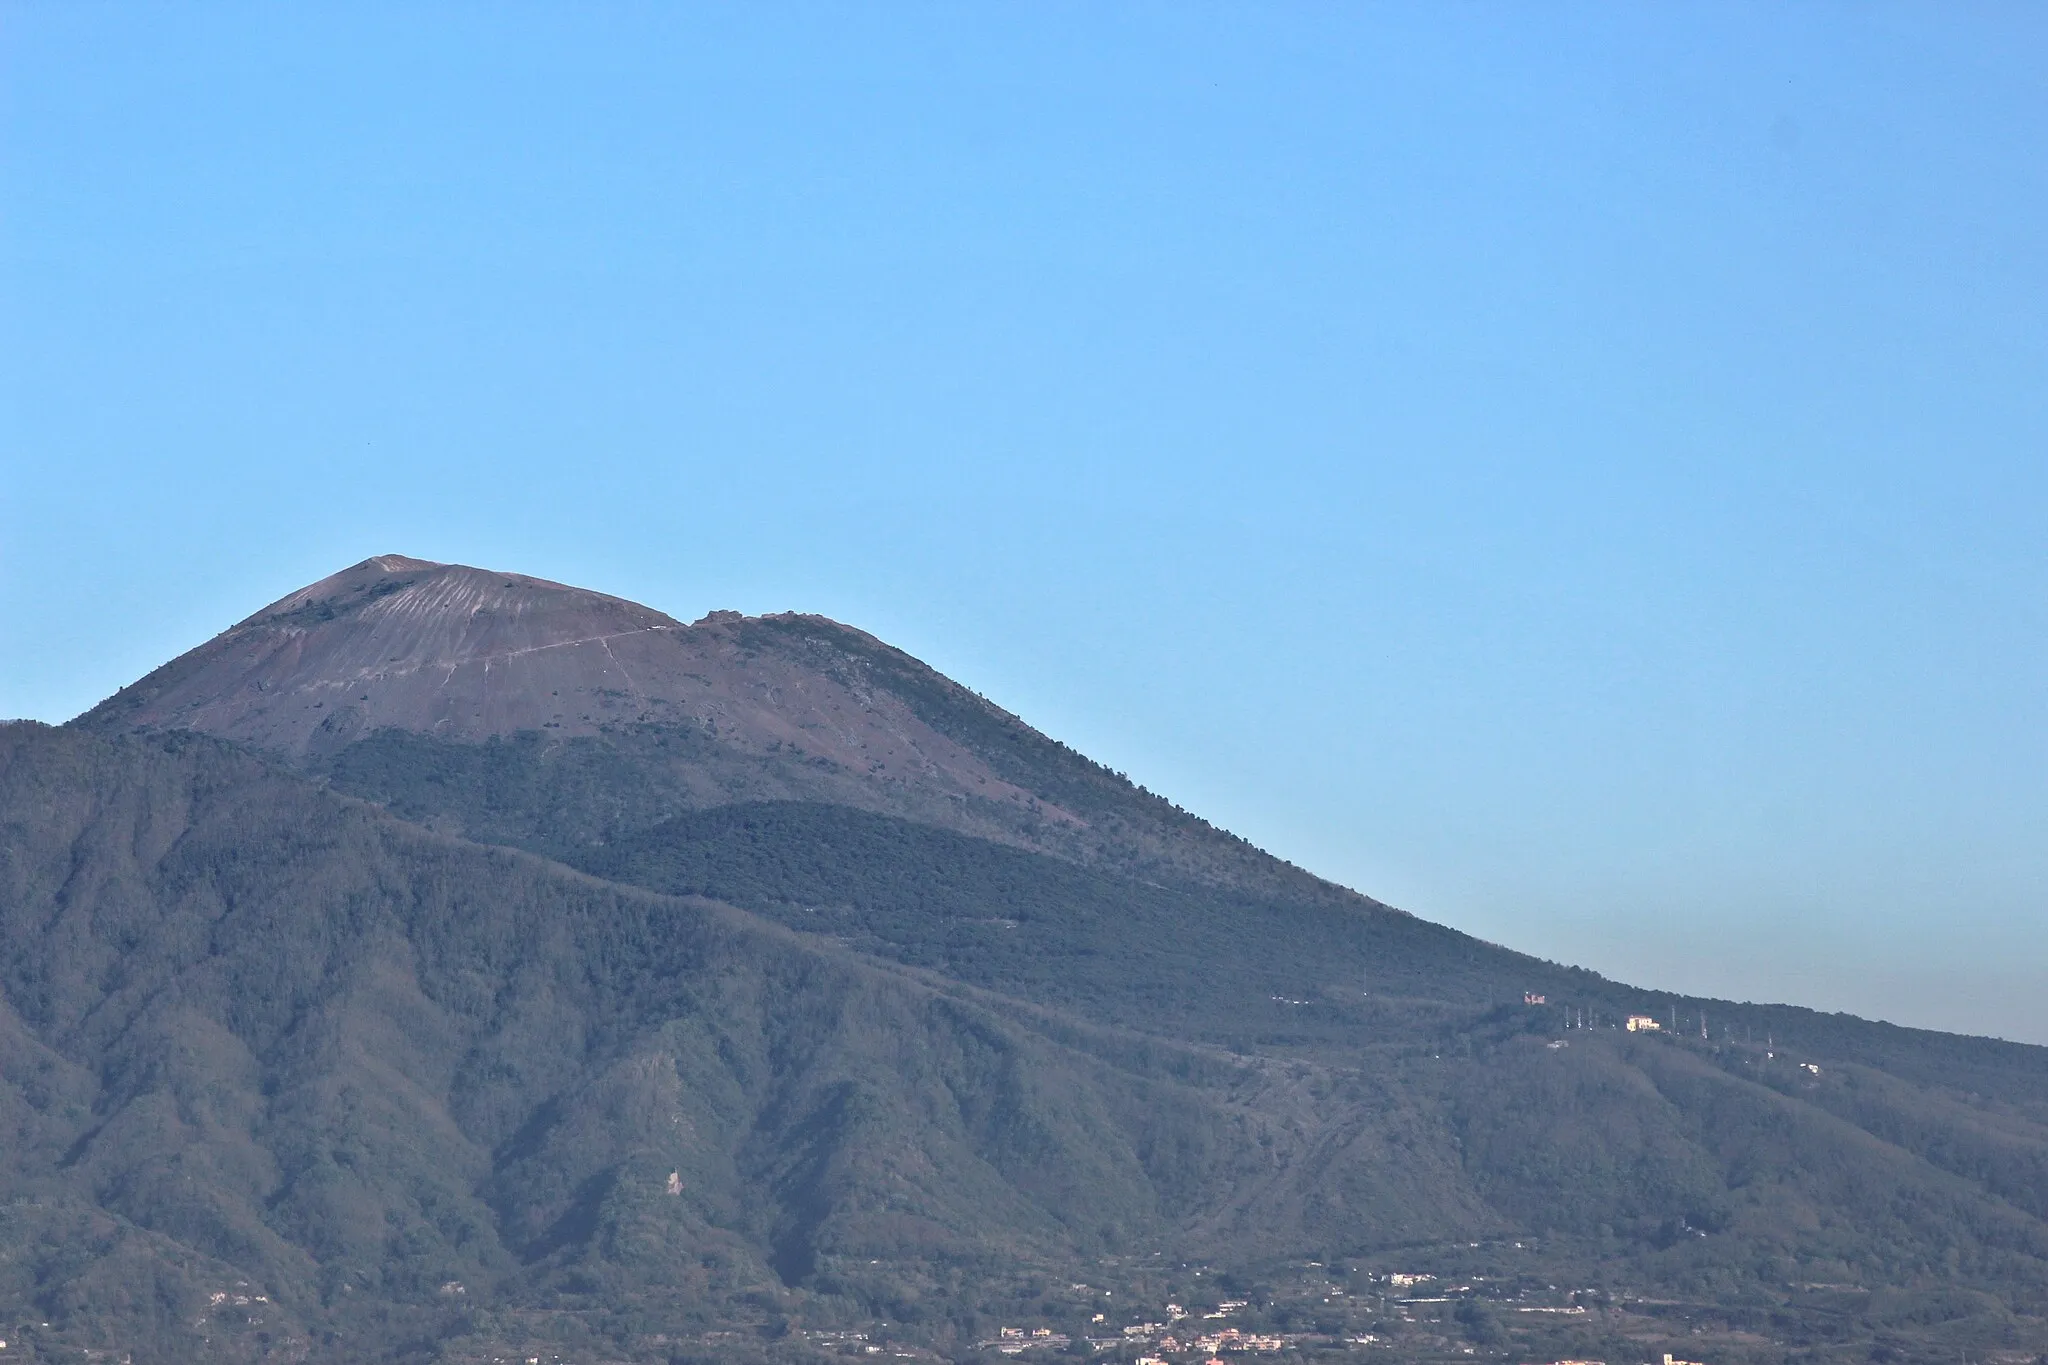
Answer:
[0,725,1499,1360]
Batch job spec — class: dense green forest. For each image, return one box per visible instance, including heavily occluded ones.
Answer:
[5,721,2048,1363]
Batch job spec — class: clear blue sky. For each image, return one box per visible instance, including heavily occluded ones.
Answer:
[5,4,2045,1042]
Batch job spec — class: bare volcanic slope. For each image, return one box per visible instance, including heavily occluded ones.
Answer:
[80,555,1038,806]
[78,556,1339,894]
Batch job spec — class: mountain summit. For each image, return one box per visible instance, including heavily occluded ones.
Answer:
[86,553,688,752]
[81,556,1332,895]
[83,555,1045,810]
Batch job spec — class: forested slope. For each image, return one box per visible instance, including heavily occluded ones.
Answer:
[0,725,1498,1361]
[6,723,2048,1363]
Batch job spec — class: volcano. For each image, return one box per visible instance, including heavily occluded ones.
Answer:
[80,555,1350,894]
[5,555,2045,1365]
[83,554,1046,809]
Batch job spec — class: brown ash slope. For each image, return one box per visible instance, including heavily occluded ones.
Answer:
[79,555,1042,814]
[79,555,1314,897]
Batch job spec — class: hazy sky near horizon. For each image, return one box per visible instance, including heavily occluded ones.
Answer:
[5,4,2046,1043]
